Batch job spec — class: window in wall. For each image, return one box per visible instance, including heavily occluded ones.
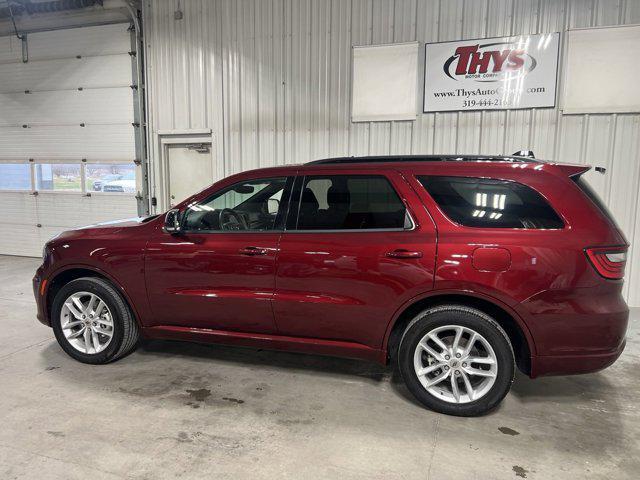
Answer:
[35,164,82,191]
[417,176,564,229]
[182,177,288,232]
[296,175,410,230]
[0,164,31,190]
[86,164,136,193]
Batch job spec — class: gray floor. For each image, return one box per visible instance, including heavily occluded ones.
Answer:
[0,255,638,480]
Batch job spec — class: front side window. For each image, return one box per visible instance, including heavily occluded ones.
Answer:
[182,177,288,232]
[295,175,410,230]
[417,176,563,229]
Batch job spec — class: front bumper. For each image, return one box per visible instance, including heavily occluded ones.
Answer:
[32,266,50,327]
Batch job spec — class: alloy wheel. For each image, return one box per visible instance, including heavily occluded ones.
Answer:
[413,324,498,404]
[60,291,114,354]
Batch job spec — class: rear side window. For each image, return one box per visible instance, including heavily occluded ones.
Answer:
[417,176,563,229]
[296,175,411,230]
[573,175,622,233]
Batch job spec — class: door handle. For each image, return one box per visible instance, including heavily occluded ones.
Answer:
[386,249,423,259]
[239,246,268,256]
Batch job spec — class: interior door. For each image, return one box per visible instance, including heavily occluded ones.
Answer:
[145,176,292,333]
[273,170,438,349]
[167,143,213,207]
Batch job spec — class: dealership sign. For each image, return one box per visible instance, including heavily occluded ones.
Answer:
[423,32,559,112]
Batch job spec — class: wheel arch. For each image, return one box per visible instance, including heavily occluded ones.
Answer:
[384,292,535,375]
[45,265,142,329]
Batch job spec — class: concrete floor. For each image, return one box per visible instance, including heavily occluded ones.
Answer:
[0,255,638,480]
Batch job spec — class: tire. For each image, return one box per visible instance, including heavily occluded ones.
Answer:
[51,277,140,364]
[398,305,514,416]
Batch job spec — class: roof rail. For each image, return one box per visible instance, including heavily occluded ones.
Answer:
[512,150,536,159]
[307,155,537,165]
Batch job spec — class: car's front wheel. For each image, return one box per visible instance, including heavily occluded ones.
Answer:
[398,305,515,416]
[51,277,139,364]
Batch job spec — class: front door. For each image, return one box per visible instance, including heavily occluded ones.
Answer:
[145,175,292,333]
[273,170,438,349]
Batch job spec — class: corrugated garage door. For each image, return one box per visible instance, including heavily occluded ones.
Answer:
[0,23,138,257]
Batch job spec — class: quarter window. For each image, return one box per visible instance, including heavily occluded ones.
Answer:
[295,175,410,230]
[182,177,288,232]
[417,176,563,229]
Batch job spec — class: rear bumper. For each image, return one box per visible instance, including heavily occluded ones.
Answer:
[520,282,628,377]
[531,338,626,377]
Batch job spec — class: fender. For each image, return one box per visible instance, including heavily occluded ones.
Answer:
[43,263,145,330]
[381,288,538,356]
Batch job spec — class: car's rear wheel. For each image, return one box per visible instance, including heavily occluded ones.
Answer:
[398,305,515,416]
[51,277,139,364]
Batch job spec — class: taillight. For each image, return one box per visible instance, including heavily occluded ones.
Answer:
[585,246,628,280]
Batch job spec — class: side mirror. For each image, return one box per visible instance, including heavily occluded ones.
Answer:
[164,209,182,234]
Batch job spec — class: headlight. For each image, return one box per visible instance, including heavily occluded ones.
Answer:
[42,233,61,261]
[42,243,53,262]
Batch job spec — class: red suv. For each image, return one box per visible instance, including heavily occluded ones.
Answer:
[33,155,629,416]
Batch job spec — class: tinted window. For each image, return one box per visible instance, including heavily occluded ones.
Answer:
[573,175,622,232]
[296,175,410,230]
[182,177,288,231]
[418,176,563,229]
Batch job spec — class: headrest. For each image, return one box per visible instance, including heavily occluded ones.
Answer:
[327,185,350,208]
[301,187,319,210]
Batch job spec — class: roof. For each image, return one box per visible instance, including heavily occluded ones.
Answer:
[226,153,557,179]
[307,154,540,165]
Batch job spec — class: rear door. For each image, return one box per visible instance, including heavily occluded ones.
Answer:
[273,169,437,349]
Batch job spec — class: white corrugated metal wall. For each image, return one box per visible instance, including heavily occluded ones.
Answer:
[142,0,640,306]
[0,23,138,256]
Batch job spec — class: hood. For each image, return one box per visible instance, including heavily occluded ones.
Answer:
[75,217,149,230]
[51,217,152,240]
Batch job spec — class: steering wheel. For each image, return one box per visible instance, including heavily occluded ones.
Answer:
[219,208,249,231]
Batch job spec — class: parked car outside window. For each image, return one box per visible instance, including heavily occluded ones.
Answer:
[102,172,136,193]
